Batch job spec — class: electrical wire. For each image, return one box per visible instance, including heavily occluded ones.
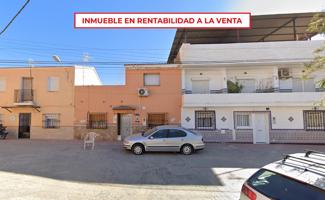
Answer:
[0,0,31,36]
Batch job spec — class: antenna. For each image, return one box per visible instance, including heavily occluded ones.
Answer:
[28,58,33,77]
[28,58,33,67]
[52,55,61,63]
[82,53,90,86]
[83,53,90,62]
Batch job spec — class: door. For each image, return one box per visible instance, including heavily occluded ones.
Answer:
[192,80,210,94]
[21,77,33,101]
[120,114,132,139]
[165,129,187,151]
[145,129,169,151]
[18,113,31,139]
[252,113,269,144]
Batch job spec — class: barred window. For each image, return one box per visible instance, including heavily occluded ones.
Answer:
[304,111,325,131]
[87,112,107,129]
[195,111,215,130]
[234,112,251,129]
[43,113,60,128]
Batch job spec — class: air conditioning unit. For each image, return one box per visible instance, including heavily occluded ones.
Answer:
[138,88,149,97]
[278,68,291,79]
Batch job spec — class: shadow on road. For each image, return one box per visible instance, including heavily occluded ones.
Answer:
[0,140,324,186]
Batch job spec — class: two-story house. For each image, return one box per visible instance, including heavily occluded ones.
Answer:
[167,12,325,144]
[0,66,101,139]
[74,64,182,140]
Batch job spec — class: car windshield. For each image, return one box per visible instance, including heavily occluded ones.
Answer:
[142,127,158,137]
[247,169,325,200]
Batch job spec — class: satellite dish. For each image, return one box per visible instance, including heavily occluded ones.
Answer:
[52,55,61,63]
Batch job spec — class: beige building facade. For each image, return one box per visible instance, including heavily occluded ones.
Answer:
[0,66,101,140]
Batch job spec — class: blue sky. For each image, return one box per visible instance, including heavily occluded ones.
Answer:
[0,0,229,84]
[1,0,323,84]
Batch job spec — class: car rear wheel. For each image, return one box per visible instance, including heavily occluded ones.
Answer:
[132,144,144,155]
[181,144,193,155]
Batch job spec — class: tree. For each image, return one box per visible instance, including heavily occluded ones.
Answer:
[304,13,325,88]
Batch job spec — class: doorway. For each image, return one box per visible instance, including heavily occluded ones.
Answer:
[18,113,31,139]
[119,114,132,139]
[252,113,270,144]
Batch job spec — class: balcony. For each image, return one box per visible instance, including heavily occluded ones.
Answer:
[183,92,325,107]
[14,89,35,106]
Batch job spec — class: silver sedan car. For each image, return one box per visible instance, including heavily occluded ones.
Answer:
[123,125,205,155]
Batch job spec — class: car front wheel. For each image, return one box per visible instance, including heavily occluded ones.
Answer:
[181,144,193,155]
[132,144,144,155]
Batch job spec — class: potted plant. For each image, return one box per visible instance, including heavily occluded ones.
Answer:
[227,80,243,93]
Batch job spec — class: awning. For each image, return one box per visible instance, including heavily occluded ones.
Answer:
[112,105,136,110]
[1,105,41,112]
[167,12,323,63]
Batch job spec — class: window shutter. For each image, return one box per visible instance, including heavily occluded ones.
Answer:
[48,77,60,91]
[0,78,6,91]
[144,74,160,86]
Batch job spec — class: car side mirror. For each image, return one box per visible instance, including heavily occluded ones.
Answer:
[149,136,154,140]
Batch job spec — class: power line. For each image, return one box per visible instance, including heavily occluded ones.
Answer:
[0,0,31,36]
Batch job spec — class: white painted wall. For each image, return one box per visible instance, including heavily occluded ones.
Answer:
[184,68,226,91]
[183,92,325,107]
[182,106,324,130]
[74,66,102,86]
[179,40,324,63]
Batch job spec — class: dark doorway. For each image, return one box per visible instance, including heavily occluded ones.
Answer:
[18,113,31,139]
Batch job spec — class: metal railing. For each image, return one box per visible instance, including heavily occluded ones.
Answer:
[14,89,34,103]
[42,119,60,129]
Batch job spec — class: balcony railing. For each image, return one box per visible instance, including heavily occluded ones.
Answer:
[183,92,325,107]
[14,89,34,103]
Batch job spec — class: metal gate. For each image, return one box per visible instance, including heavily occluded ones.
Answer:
[19,113,31,139]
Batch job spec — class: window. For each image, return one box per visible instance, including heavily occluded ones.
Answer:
[247,169,325,200]
[144,74,160,86]
[292,78,315,92]
[168,129,186,138]
[48,77,60,92]
[151,129,168,139]
[235,112,252,129]
[304,111,325,131]
[22,77,33,90]
[192,80,210,94]
[0,78,6,91]
[147,113,167,128]
[43,113,60,128]
[87,112,107,129]
[195,111,216,130]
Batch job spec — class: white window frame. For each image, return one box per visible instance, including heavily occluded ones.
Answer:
[144,73,160,86]
[234,112,252,129]
[48,77,60,92]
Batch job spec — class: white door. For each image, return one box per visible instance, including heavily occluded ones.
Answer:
[121,114,132,139]
[252,113,269,144]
